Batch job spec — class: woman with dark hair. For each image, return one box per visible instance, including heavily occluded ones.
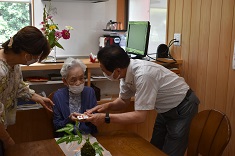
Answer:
[0,26,54,149]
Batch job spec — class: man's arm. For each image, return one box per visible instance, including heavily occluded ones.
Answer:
[85,110,148,126]
[86,97,131,113]
[108,97,131,111]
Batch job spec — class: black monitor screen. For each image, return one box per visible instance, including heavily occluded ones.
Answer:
[125,21,150,59]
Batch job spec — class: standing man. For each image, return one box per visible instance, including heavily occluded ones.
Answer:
[86,45,200,156]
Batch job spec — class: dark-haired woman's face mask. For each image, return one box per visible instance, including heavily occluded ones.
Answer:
[25,54,39,65]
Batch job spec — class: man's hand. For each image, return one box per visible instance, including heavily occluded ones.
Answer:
[84,113,106,126]
[31,93,54,112]
[86,103,110,114]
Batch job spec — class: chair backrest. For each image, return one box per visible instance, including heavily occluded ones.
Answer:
[187,109,231,156]
[46,91,56,135]
[47,91,55,120]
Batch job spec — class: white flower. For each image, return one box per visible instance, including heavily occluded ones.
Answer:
[65,26,74,30]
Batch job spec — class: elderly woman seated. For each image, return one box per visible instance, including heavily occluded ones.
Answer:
[53,57,97,137]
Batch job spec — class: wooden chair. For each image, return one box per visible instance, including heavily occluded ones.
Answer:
[46,91,55,119]
[46,91,56,137]
[187,109,231,156]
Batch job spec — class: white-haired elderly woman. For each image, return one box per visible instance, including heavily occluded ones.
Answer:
[53,57,97,137]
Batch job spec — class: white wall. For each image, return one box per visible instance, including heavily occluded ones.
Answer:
[34,0,117,58]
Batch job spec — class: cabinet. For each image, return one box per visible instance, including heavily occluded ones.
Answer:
[21,58,182,102]
[21,58,120,104]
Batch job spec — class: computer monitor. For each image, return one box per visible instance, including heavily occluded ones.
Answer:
[125,21,150,59]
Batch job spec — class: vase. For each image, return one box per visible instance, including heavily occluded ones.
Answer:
[42,47,57,63]
[50,47,57,62]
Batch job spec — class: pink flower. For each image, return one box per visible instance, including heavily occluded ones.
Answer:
[41,28,46,31]
[55,31,62,38]
[48,15,53,19]
[61,29,70,39]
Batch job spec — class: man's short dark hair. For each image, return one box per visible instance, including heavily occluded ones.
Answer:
[97,45,130,72]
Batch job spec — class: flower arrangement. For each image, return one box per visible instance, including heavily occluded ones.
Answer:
[40,4,73,50]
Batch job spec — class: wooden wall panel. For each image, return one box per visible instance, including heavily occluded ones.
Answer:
[215,0,234,112]
[171,0,183,59]
[136,110,157,141]
[136,115,150,140]
[226,1,235,154]
[180,0,192,81]
[187,0,201,91]
[196,0,212,111]
[205,0,222,109]
[147,110,157,141]
[167,0,235,155]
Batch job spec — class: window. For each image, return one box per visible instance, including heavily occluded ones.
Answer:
[0,0,32,43]
[148,0,168,56]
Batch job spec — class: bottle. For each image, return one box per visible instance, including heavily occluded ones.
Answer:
[106,20,112,30]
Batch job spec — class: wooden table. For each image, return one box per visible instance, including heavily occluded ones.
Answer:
[95,131,167,156]
[5,131,167,156]
[4,139,64,156]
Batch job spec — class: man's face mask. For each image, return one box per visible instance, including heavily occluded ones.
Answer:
[103,70,120,81]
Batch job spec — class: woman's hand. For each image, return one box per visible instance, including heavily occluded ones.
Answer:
[69,112,80,122]
[31,93,54,112]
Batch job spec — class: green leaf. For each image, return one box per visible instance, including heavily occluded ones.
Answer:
[73,136,82,144]
[55,41,64,50]
[96,150,103,156]
[56,126,71,132]
[75,126,82,139]
[56,135,69,144]
[66,123,74,128]
[56,123,74,133]
[55,121,83,146]
[92,142,104,156]
[75,121,79,126]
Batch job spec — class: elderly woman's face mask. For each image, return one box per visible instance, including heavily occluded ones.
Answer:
[65,66,85,94]
[69,83,84,94]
